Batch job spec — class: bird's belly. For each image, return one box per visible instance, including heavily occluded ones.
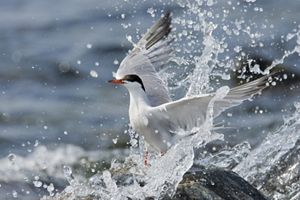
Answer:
[130,114,149,130]
[129,114,172,152]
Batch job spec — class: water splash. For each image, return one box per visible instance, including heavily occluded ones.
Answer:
[195,141,251,169]
[263,29,300,74]
[234,102,300,199]
[46,130,222,200]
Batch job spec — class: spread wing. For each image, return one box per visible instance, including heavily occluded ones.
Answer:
[116,12,173,106]
[151,75,271,131]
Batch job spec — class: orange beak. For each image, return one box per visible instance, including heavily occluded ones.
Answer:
[108,79,124,84]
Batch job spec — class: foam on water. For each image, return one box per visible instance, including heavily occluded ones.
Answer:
[0,144,127,185]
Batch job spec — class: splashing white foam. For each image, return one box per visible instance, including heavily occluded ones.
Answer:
[234,102,300,199]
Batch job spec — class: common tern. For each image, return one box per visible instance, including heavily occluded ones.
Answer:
[109,12,272,159]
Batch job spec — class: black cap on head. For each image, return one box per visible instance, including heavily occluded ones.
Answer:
[123,74,146,91]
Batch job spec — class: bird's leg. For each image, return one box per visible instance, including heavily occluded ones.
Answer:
[144,150,149,166]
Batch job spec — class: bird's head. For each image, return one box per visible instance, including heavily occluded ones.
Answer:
[108,74,146,92]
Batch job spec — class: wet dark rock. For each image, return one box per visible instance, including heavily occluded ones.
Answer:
[168,166,267,200]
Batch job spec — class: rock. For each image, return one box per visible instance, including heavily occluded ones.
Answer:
[168,166,267,200]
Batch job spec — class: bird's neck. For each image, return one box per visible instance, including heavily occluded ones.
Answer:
[128,88,150,111]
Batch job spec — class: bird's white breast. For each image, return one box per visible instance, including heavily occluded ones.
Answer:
[127,86,173,152]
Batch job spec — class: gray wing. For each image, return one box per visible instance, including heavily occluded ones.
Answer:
[151,75,271,131]
[116,12,173,106]
[213,75,271,117]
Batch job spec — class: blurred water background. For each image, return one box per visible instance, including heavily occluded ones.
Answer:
[1,0,300,199]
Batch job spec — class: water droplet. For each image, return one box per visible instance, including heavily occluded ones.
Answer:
[90,70,98,78]
[113,60,119,65]
[147,7,156,17]
[112,138,118,144]
[12,190,18,198]
[8,153,16,164]
[33,180,43,188]
[86,43,92,49]
[34,140,39,147]
[207,0,215,6]
[126,35,133,44]
[234,46,241,53]
[47,183,55,196]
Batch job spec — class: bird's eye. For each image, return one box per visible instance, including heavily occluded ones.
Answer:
[123,74,146,91]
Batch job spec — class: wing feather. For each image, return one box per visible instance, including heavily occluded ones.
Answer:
[151,75,271,131]
[213,75,271,117]
[116,12,173,106]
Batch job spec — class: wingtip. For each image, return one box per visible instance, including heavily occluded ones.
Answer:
[144,10,173,50]
[164,10,172,20]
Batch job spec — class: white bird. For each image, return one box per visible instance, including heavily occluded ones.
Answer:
[109,12,271,158]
